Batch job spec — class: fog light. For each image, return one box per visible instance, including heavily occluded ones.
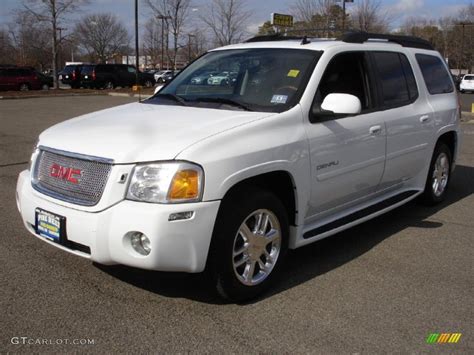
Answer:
[168,211,194,221]
[130,232,151,256]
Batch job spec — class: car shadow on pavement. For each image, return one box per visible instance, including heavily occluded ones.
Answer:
[95,164,474,305]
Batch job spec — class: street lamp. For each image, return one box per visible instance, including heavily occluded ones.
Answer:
[156,14,171,70]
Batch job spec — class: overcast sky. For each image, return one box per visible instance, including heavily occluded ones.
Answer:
[0,0,471,36]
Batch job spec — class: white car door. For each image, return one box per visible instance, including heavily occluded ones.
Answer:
[304,51,386,221]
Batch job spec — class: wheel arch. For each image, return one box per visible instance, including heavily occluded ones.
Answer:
[219,170,298,227]
[436,130,458,170]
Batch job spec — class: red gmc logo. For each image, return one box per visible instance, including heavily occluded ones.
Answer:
[50,163,82,184]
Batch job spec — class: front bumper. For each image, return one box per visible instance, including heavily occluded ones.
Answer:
[16,170,220,273]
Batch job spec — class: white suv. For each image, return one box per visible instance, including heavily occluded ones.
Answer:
[16,33,461,301]
[460,74,474,93]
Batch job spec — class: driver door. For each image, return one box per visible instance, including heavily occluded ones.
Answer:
[304,51,386,221]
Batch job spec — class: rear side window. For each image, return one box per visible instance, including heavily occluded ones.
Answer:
[415,54,453,95]
[372,52,417,107]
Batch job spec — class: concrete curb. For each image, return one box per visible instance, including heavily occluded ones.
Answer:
[0,92,152,100]
[107,93,152,99]
[0,92,107,100]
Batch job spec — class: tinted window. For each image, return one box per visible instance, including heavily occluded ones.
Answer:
[463,75,474,80]
[373,52,412,107]
[415,54,453,95]
[81,65,94,74]
[97,65,114,73]
[63,66,76,74]
[400,54,418,100]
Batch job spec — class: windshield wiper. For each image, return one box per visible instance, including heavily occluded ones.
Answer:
[155,93,188,106]
[192,97,253,111]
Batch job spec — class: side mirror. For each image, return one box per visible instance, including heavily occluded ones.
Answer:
[310,93,362,123]
[321,93,361,115]
[154,85,164,95]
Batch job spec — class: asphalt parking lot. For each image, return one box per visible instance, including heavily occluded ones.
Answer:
[0,96,473,353]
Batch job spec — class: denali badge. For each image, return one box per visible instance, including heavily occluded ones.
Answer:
[50,163,82,184]
[317,160,339,171]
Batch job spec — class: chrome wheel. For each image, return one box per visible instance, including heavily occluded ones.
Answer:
[232,209,281,286]
[432,152,449,197]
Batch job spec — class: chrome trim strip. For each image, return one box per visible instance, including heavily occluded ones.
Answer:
[38,145,114,164]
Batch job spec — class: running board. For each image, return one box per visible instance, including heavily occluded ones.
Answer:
[303,190,419,239]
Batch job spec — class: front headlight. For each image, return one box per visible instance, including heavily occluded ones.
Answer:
[126,162,204,203]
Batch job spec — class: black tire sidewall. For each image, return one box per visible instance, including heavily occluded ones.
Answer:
[208,188,289,302]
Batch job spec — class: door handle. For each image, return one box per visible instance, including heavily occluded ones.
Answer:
[420,115,430,123]
[369,125,382,135]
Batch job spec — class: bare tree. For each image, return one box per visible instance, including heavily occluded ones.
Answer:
[146,0,191,69]
[22,0,89,88]
[74,13,130,63]
[200,0,251,46]
[350,0,391,33]
[292,0,334,24]
[143,18,163,68]
[0,29,16,65]
[8,10,52,69]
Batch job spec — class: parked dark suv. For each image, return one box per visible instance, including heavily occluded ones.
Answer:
[0,67,51,91]
[80,64,155,89]
[60,64,83,88]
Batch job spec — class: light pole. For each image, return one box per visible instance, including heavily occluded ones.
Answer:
[56,27,67,69]
[157,15,171,70]
[135,0,139,86]
[187,33,196,63]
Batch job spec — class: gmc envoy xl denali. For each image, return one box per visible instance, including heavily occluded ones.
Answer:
[16,32,461,301]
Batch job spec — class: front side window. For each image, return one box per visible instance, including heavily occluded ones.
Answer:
[313,51,373,113]
[415,54,454,95]
[147,48,321,112]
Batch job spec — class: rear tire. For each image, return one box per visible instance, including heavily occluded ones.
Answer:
[19,83,30,91]
[207,187,288,302]
[104,80,114,90]
[419,143,452,205]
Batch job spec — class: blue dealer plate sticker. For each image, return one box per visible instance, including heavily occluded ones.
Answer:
[271,95,288,104]
[35,209,62,242]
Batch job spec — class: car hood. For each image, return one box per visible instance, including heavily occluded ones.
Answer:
[39,102,271,164]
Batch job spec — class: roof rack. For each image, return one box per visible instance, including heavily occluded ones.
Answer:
[341,32,434,50]
[245,30,434,50]
[245,34,306,43]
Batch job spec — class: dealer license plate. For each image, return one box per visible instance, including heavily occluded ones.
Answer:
[35,208,64,243]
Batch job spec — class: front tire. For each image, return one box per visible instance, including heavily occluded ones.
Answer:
[208,187,288,302]
[144,79,153,88]
[420,143,452,205]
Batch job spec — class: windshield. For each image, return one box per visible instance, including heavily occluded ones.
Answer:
[146,48,321,112]
[463,75,474,80]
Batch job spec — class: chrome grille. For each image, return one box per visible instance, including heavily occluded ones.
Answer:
[32,148,113,206]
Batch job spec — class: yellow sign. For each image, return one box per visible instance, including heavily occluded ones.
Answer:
[271,13,294,27]
[287,69,300,78]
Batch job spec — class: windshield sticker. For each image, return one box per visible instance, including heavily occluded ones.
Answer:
[271,95,288,104]
[287,69,300,78]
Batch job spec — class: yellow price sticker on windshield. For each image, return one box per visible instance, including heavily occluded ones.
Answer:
[287,69,300,78]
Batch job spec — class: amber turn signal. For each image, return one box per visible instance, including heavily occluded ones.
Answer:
[168,169,200,200]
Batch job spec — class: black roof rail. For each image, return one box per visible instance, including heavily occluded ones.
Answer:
[245,34,304,43]
[341,31,434,50]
